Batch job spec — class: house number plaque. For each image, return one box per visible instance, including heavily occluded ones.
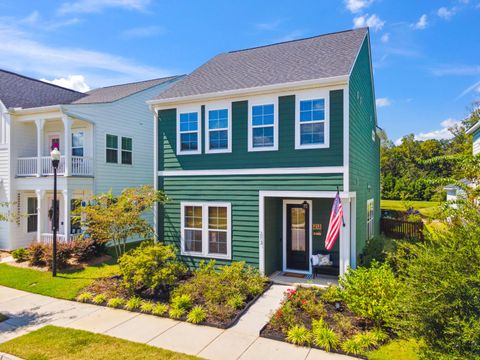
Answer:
[313,223,322,236]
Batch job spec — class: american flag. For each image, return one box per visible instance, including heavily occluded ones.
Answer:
[325,191,344,251]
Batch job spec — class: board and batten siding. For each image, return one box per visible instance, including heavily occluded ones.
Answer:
[159,174,343,269]
[158,90,344,171]
[349,35,381,260]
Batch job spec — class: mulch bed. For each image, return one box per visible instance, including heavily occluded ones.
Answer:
[80,275,273,329]
[7,255,113,272]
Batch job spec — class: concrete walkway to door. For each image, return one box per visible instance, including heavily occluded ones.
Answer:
[0,285,352,360]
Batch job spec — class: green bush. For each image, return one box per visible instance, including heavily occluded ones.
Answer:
[107,297,125,308]
[124,297,142,311]
[76,292,93,303]
[312,319,339,352]
[169,307,185,319]
[360,235,395,267]
[118,242,187,295]
[320,285,342,303]
[340,261,400,327]
[286,325,311,346]
[11,248,28,262]
[139,301,155,313]
[170,294,192,311]
[151,303,168,316]
[187,306,206,324]
[92,294,107,305]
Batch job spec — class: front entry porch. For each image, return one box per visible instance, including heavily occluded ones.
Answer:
[259,191,356,278]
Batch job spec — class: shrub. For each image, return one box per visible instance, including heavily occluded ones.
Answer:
[43,242,74,269]
[12,248,28,262]
[71,237,106,262]
[187,306,207,324]
[320,285,342,303]
[124,297,142,311]
[118,242,187,295]
[170,294,192,311]
[107,297,125,308]
[331,313,354,337]
[226,294,245,310]
[151,303,168,316]
[269,301,296,333]
[76,292,93,303]
[286,325,311,346]
[360,235,395,267]
[27,242,48,266]
[340,261,400,327]
[139,301,155,313]
[169,307,185,319]
[312,319,339,352]
[341,337,364,355]
[92,294,107,304]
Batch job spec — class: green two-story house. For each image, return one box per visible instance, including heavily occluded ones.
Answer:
[149,27,380,277]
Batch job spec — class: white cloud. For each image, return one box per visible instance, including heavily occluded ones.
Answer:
[122,25,164,39]
[437,7,455,19]
[353,14,385,31]
[376,97,391,107]
[274,30,304,42]
[413,14,428,29]
[58,0,150,15]
[395,118,460,144]
[458,80,480,99]
[380,33,389,43]
[41,75,91,92]
[344,0,374,13]
[432,65,480,76]
[256,19,284,31]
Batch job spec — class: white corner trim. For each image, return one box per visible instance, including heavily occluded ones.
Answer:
[158,166,344,177]
[247,95,279,152]
[176,105,202,156]
[343,86,350,193]
[204,101,232,154]
[294,88,330,150]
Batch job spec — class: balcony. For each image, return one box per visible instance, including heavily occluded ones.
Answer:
[16,156,93,177]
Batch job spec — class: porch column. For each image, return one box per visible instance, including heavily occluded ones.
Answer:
[35,190,45,242]
[35,119,45,177]
[63,189,71,242]
[62,115,72,176]
[339,197,351,277]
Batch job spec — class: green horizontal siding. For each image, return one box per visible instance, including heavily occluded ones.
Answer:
[157,90,343,171]
[158,174,343,269]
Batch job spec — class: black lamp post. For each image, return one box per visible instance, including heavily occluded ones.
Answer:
[50,147,61,277]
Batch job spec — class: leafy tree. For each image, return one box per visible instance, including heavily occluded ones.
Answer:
[75,185,167,258]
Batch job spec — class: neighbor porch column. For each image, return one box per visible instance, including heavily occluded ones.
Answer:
[63,189,71,242]
[62,115,72,176]
[35,189,45,242]
[339,197,351,277]
[35,119,45,177]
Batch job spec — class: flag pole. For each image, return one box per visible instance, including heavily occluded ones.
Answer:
[336,186,346,227]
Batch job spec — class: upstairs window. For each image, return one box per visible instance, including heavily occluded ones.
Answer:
[72,131,85,157]
[106,134,118,163]
[207,109,230,153]
[178,112,200,154]
[249,104,277,151]
[121,137,133,165]
[296,97,329,149]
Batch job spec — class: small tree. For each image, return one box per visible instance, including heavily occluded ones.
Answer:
[76,186,167,258]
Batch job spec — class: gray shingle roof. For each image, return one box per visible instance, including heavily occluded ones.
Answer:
[155,28,368,101]
[73,76,181,104]
[0,69,86,109]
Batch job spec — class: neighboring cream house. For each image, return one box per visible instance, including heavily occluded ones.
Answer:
[0,70,181,249]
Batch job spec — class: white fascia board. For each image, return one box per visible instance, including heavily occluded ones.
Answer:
[158,166,345,177]
[148,76,349,109]
[466,121,480,135]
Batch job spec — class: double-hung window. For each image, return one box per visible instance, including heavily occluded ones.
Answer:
[367,199,374,240]
[178,112,200,154]
[181,202,231,259]
[72,130,85,157]
[249,103,277,151]
[121,137,133,165]
[106,134,118,163]
[206,108,230,153]
[296,96,329,149]
[106,134,133,164]
[27,197,38,233]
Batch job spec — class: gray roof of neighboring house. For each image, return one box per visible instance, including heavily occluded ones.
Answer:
[0,69,86,109]
[154,28,368,101]
[73,76,182,104]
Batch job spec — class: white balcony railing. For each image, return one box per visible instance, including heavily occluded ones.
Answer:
[16,156,93,177]
[40,233,82,244]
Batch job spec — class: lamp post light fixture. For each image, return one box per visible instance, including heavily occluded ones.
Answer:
[50,147,61,277]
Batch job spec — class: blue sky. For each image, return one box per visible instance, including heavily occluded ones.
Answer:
[0,0,479,142]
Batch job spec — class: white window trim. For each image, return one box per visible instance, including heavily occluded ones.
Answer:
[205,101,232,154]
[367,198,374,240]
[180,201,232,260]
[248,96,278,152]
[295,89,330,150]
[177,106,202,155]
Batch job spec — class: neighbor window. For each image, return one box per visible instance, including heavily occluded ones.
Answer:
[178,112,200,153]
[181,202,231,259]
[27,197,38,233]
[367,199,374,240]
[106,134,118,163]
[207,109,230,152]
[72,131,84,157]
[296,97,329,149]
[121,137,133,165]
[249,104,277,151]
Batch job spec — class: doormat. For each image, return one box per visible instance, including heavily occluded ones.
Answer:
[282,272,306,278]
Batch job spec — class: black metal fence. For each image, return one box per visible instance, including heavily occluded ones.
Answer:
[380,218,424,241]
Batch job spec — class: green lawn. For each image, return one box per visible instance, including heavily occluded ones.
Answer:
[381,199,441,218]
[0,261,119,300]
[367,339,422,360]
[0,325,197,360]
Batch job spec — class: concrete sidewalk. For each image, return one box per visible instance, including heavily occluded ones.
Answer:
[0,285,351,360]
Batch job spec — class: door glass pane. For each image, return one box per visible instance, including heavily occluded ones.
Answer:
[290,207,306,251]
